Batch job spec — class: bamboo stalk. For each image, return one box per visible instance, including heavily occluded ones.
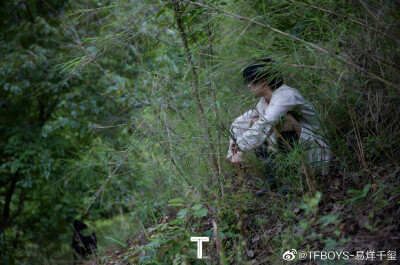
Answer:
[172,1,219,176]
[204,14,224,194]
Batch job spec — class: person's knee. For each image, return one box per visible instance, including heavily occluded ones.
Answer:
[280,113,297,131]
[279,113,302,140]
[280,121,294,131]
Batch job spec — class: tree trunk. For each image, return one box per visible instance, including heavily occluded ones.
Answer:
[0,178,18,234]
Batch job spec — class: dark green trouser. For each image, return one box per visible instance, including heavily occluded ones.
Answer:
[254,131,298,190]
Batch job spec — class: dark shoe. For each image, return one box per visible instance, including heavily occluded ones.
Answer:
[256,185,289,197]
[255,188,267,196]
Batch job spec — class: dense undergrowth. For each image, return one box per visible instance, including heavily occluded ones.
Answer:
[77,0,399,264]
[1,0,399,264]
[85,168,399,264]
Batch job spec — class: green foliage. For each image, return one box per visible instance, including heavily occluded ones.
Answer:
[344,184,371,206]
[299,191,322,215]
[0,0,155,263]
[1,0,399,263]
[123,205,211,264]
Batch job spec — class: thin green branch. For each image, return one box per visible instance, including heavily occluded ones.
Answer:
[286,0,389,36]
[178,0,398,90]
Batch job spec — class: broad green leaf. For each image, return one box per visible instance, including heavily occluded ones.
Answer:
[177,208,189,219]
[362,184,371,196]
[168,202,185,207]
[347,189,362,195]
[193,208,208,218]
[169,198,184,203]
[191,204,203,211]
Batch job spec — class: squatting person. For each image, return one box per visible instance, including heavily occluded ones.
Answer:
[227,58,332,195]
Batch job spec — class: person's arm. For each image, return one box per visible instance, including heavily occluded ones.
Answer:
[228,116,260,167]
[230,110,255,136]
[226,109,258,161]
[236,92,299,152]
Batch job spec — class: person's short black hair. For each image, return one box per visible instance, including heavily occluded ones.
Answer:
[243,58,283,89]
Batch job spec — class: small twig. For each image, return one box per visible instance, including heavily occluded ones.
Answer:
[212,219,226,265]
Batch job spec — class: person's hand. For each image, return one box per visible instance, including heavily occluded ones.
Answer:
[230,143,235,153]
[231,153,243,171]
[250,116,259,127]
[230,143,241,153]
